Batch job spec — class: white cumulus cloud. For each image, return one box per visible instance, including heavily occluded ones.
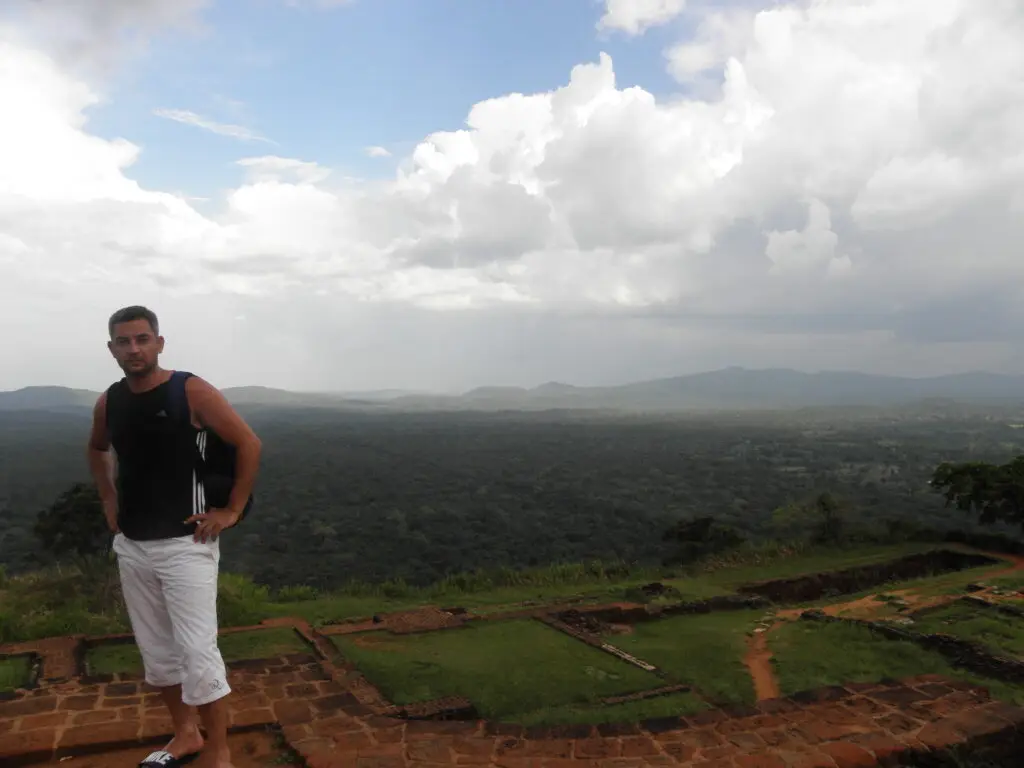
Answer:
[1,0,1023,391]
[598,0,687,36]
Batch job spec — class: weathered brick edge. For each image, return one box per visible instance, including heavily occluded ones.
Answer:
[1,637,81,684]
[536,615,664,677]
[4,655,1023,767]
[600,683,693,706]
[283,673,1024,767]
[737,549,1002,605]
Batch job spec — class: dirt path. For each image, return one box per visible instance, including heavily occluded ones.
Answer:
[774,590,954,622]
[743,628,780,701]
[979,551,1024,583]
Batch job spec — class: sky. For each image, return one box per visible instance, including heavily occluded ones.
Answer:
[1,0,1022,394]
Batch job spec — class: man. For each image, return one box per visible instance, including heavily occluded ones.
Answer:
[87,305,262,768]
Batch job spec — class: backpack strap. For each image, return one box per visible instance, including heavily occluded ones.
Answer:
[103,380,123,429]
[166,370,254,523]
[166,371,194,427]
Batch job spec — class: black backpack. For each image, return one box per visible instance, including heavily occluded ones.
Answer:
[167,371,254,522]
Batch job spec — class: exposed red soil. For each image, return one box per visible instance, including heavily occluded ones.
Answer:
[743,628,780,701]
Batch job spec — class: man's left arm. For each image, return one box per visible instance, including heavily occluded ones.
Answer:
[186,376,262,527]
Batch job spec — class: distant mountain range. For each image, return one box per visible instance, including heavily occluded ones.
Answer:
[2,368,1023,414]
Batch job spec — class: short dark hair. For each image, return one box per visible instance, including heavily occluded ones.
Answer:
[108,305,159,338]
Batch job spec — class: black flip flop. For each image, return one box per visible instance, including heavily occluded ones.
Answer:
[138,749,200,767]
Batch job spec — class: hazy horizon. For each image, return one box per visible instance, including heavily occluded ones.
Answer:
[6,365,1024,400]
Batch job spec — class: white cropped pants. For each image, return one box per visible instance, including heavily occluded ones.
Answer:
[113,533,231,706]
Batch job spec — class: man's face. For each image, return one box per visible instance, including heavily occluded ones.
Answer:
[108,319,164,377]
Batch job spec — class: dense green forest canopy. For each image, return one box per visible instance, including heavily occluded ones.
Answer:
[931,455,1024,526]
[3,404,1024,589]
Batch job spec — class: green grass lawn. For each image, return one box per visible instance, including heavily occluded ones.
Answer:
[0,655,32,692]
[515,690,709,726]
[264,574,732,623]
[425,580,691,616]
[893,562,1016,598]
[769,619,1024,705]
[987,574,1024,593]
[629,579,734,606]
[242,578,678,625]
[1,543,977,644]
[273,545,941,625]
[882,550,1017,599]
[332,619,662,720]
[593,545,963,616]
[86,627,312,676]
[258,548,1013,627]
[239,544,962,628]
[600,610,761,705]
[911,602,1024,658]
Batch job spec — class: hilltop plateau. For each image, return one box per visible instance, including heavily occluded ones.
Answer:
[5,367,1024,414]
[3,540,1024,766]
[4,372,1024,765]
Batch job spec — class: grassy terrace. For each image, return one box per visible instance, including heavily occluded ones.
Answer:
[237,542,1016,628]
[515,690,709,726]
[769,620,1024,706]
[764,551,1017,619]
[1,542,1009,645]
[331,619,662,721]
[6,541,1024,727]
[912,601,1024,658]
[601,610,761,705]
[86,627,311,676]
[689,543,944,590]
[0,655,32,692]
[256,569,732,623]
[988,573,1024,593]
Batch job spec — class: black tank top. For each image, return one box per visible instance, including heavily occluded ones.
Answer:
[105,373,203,541]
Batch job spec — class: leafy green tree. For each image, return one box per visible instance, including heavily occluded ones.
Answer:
[662,516,745,565]
[34,483,115,587]
[930,456,1024,526]
[773,491,847,545]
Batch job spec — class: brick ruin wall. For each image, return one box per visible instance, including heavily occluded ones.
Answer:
[736,549,1000,604]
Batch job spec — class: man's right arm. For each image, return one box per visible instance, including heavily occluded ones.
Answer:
[87,393,119,531]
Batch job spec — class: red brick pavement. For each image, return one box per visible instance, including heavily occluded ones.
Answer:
[0,653,1021,766]
[3,612,1024,766]
[30,731,300,767]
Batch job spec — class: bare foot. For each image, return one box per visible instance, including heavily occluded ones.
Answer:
[164,724,204,759]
